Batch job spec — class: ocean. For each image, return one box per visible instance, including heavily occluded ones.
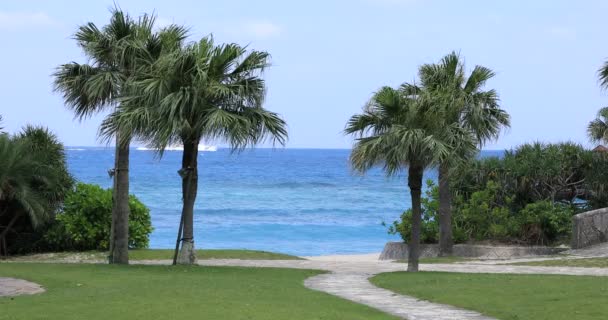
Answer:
[66,148,503,256]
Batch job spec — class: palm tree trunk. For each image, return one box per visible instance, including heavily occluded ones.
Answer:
[177,136,198,265]
[407,164,424,272]
[109,134,131,264]
[0,212,21,257]
[172,213,184,265]
[438,162,453,256]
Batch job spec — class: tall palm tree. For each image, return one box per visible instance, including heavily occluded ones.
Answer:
[588,107,608,144]
[102,36,288,264]
[0,128,71,256]
[588,61,608,144]
[345,86,471,271]
[404,52,510,256]
[53,9,160,264]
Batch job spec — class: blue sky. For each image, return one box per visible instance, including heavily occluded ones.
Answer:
[1,0,607,149]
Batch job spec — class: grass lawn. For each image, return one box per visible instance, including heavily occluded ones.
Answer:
[129,249,302,260]
[512,257,608,268]
[7,249,302,262]
[371,272,608,320]
[0,263,396,320]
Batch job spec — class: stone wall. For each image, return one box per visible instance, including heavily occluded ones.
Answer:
[379,242,567,260]
[572,208,608,249]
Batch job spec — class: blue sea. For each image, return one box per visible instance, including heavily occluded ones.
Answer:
[66,148,503,256]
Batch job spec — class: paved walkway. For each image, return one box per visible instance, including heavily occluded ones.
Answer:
[0,277,44,297]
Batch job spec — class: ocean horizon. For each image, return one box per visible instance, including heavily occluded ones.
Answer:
[66,147,504,256]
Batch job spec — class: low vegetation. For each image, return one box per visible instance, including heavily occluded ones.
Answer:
[46,183,153,251]
[6,249,302,262]
[0,263,394,320]
[0,126,73,256]
[389,142,608,246]
[371,272,608,320]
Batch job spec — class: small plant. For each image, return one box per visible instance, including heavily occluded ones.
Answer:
[46,183,153,250]
[516,201,573,245]
[387,180,440,244]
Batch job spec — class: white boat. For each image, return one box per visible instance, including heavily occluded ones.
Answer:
[136,144,217,152]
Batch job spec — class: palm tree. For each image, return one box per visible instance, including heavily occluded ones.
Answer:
[588,107,608,144]
[102,36,287,264]
[53,8,161,264]
[345,86,471,271]
[588,61,608,144]
[404,52,510,256]
[0,128,72,256]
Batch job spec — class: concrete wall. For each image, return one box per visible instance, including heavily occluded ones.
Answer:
[379,242,567,260]
[572,208,608,249]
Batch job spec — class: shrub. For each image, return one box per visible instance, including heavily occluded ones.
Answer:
[388,180,575,245]
[45,183,153,250]
[1,126,74,256]
[453,181,514,241]
[388,180,440,244]
[516,201,573,245]
[452,142,605,211]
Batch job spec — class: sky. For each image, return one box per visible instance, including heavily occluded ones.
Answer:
[1,0,607,149]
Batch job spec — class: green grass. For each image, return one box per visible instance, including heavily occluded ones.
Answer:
[0,263,396,320]
[512,257,608,268]
[371,271,608,320]
[8,249,302,262]
[128,249,303,260]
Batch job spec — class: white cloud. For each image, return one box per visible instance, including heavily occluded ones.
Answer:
[0,11,57,29]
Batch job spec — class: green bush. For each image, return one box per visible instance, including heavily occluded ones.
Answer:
[1,126,74,256]
[388,180,440,244]
[45,183,153,250]
[516,201,573,245]
[388,180,575,245]
[452,142,603,212]
[454,181,514,241]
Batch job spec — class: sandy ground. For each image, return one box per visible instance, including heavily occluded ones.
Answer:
[301,252,381,262]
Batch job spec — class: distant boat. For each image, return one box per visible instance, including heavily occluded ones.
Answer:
[136,144,217,152]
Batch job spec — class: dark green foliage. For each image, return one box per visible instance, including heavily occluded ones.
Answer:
[585,152,608,208]
[516,201,572,244]
[387,181,439,244]
[454,181,514,241]
[0,126,74,256]
[452,142,603,210]
[389,180,575,245]
[45,183,153,250]
[14,126,74,213]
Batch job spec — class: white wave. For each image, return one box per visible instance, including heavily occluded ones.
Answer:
[66,148,86,151]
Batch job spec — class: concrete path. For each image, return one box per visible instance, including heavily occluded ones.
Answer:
[0,277,44,297]
[305,272,494,320]
[567,242,608,257]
